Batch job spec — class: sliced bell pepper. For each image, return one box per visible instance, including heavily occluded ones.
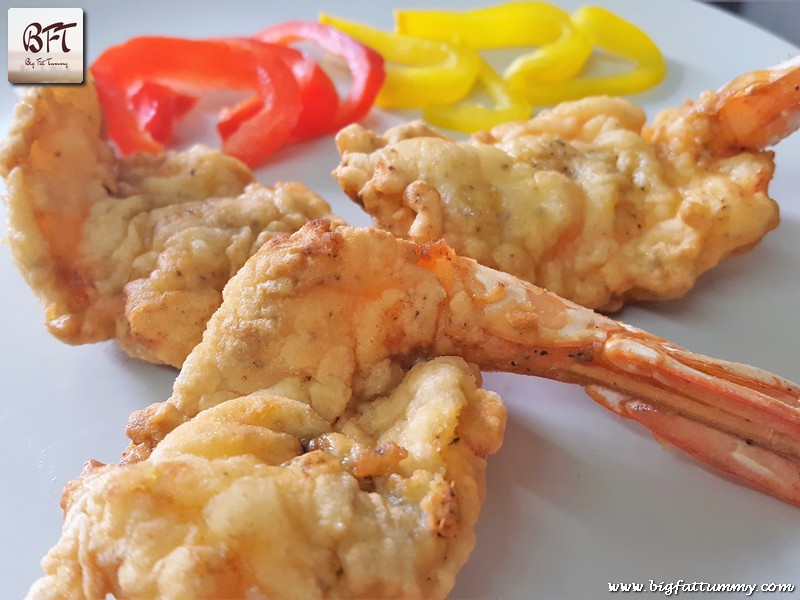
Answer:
[254,21,385,131]
[395,2,663,108]
[91,36,303,167]
[129,81,198,145]
[396,3,592,88]
[319,13,481,109]
[503,14,592,87]
[509,6,666,105]
[215,37,339,144]
[396,1,570,50]
[392,1,591,131]
[423,58,531,133]
[569,6,666,96]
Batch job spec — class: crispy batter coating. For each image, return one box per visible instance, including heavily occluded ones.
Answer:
[0,81,342,366]
[27,358,506,599]
[334,94,782,311]
[124,221,455,460]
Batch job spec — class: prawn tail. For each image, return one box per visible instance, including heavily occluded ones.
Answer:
[584,335,800,507]
[588,386,800,507]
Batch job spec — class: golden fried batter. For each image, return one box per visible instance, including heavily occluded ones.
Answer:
[27,358,506,599]
[123,221,457,460]
[0,80,342,366]
[334,59,800,311]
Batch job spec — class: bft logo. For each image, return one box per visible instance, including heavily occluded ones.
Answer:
[23,21,78,54]
[8,8,84,84]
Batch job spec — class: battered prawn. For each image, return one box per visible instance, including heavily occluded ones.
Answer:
[0,80,342,367]
[29,220,800,597]
[126,221,800,508]
[334,57,800,311]
[28,358,505,599]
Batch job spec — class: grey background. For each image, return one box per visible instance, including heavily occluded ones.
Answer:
[706,1,800,47]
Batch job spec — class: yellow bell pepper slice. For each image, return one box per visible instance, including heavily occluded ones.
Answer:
[395,2,590,132]
[396,2,592,85]
[395,1,567,49]
[423,58,531,133]
[319,13,481,109]
[508,6,667,105]
[503,18,592,85]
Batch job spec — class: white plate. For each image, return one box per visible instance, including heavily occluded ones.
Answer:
[1,1,799,597]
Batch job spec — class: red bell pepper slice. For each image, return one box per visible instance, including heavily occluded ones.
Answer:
[90,36,302,166]
[129,80,198,145]
[254,21,385,131]
[215,37,339,144]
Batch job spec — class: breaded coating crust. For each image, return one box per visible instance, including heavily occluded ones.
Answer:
[27,358,506,599]
[334,96,781,311]
[124,221,455,460]
[1,81,342,366]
